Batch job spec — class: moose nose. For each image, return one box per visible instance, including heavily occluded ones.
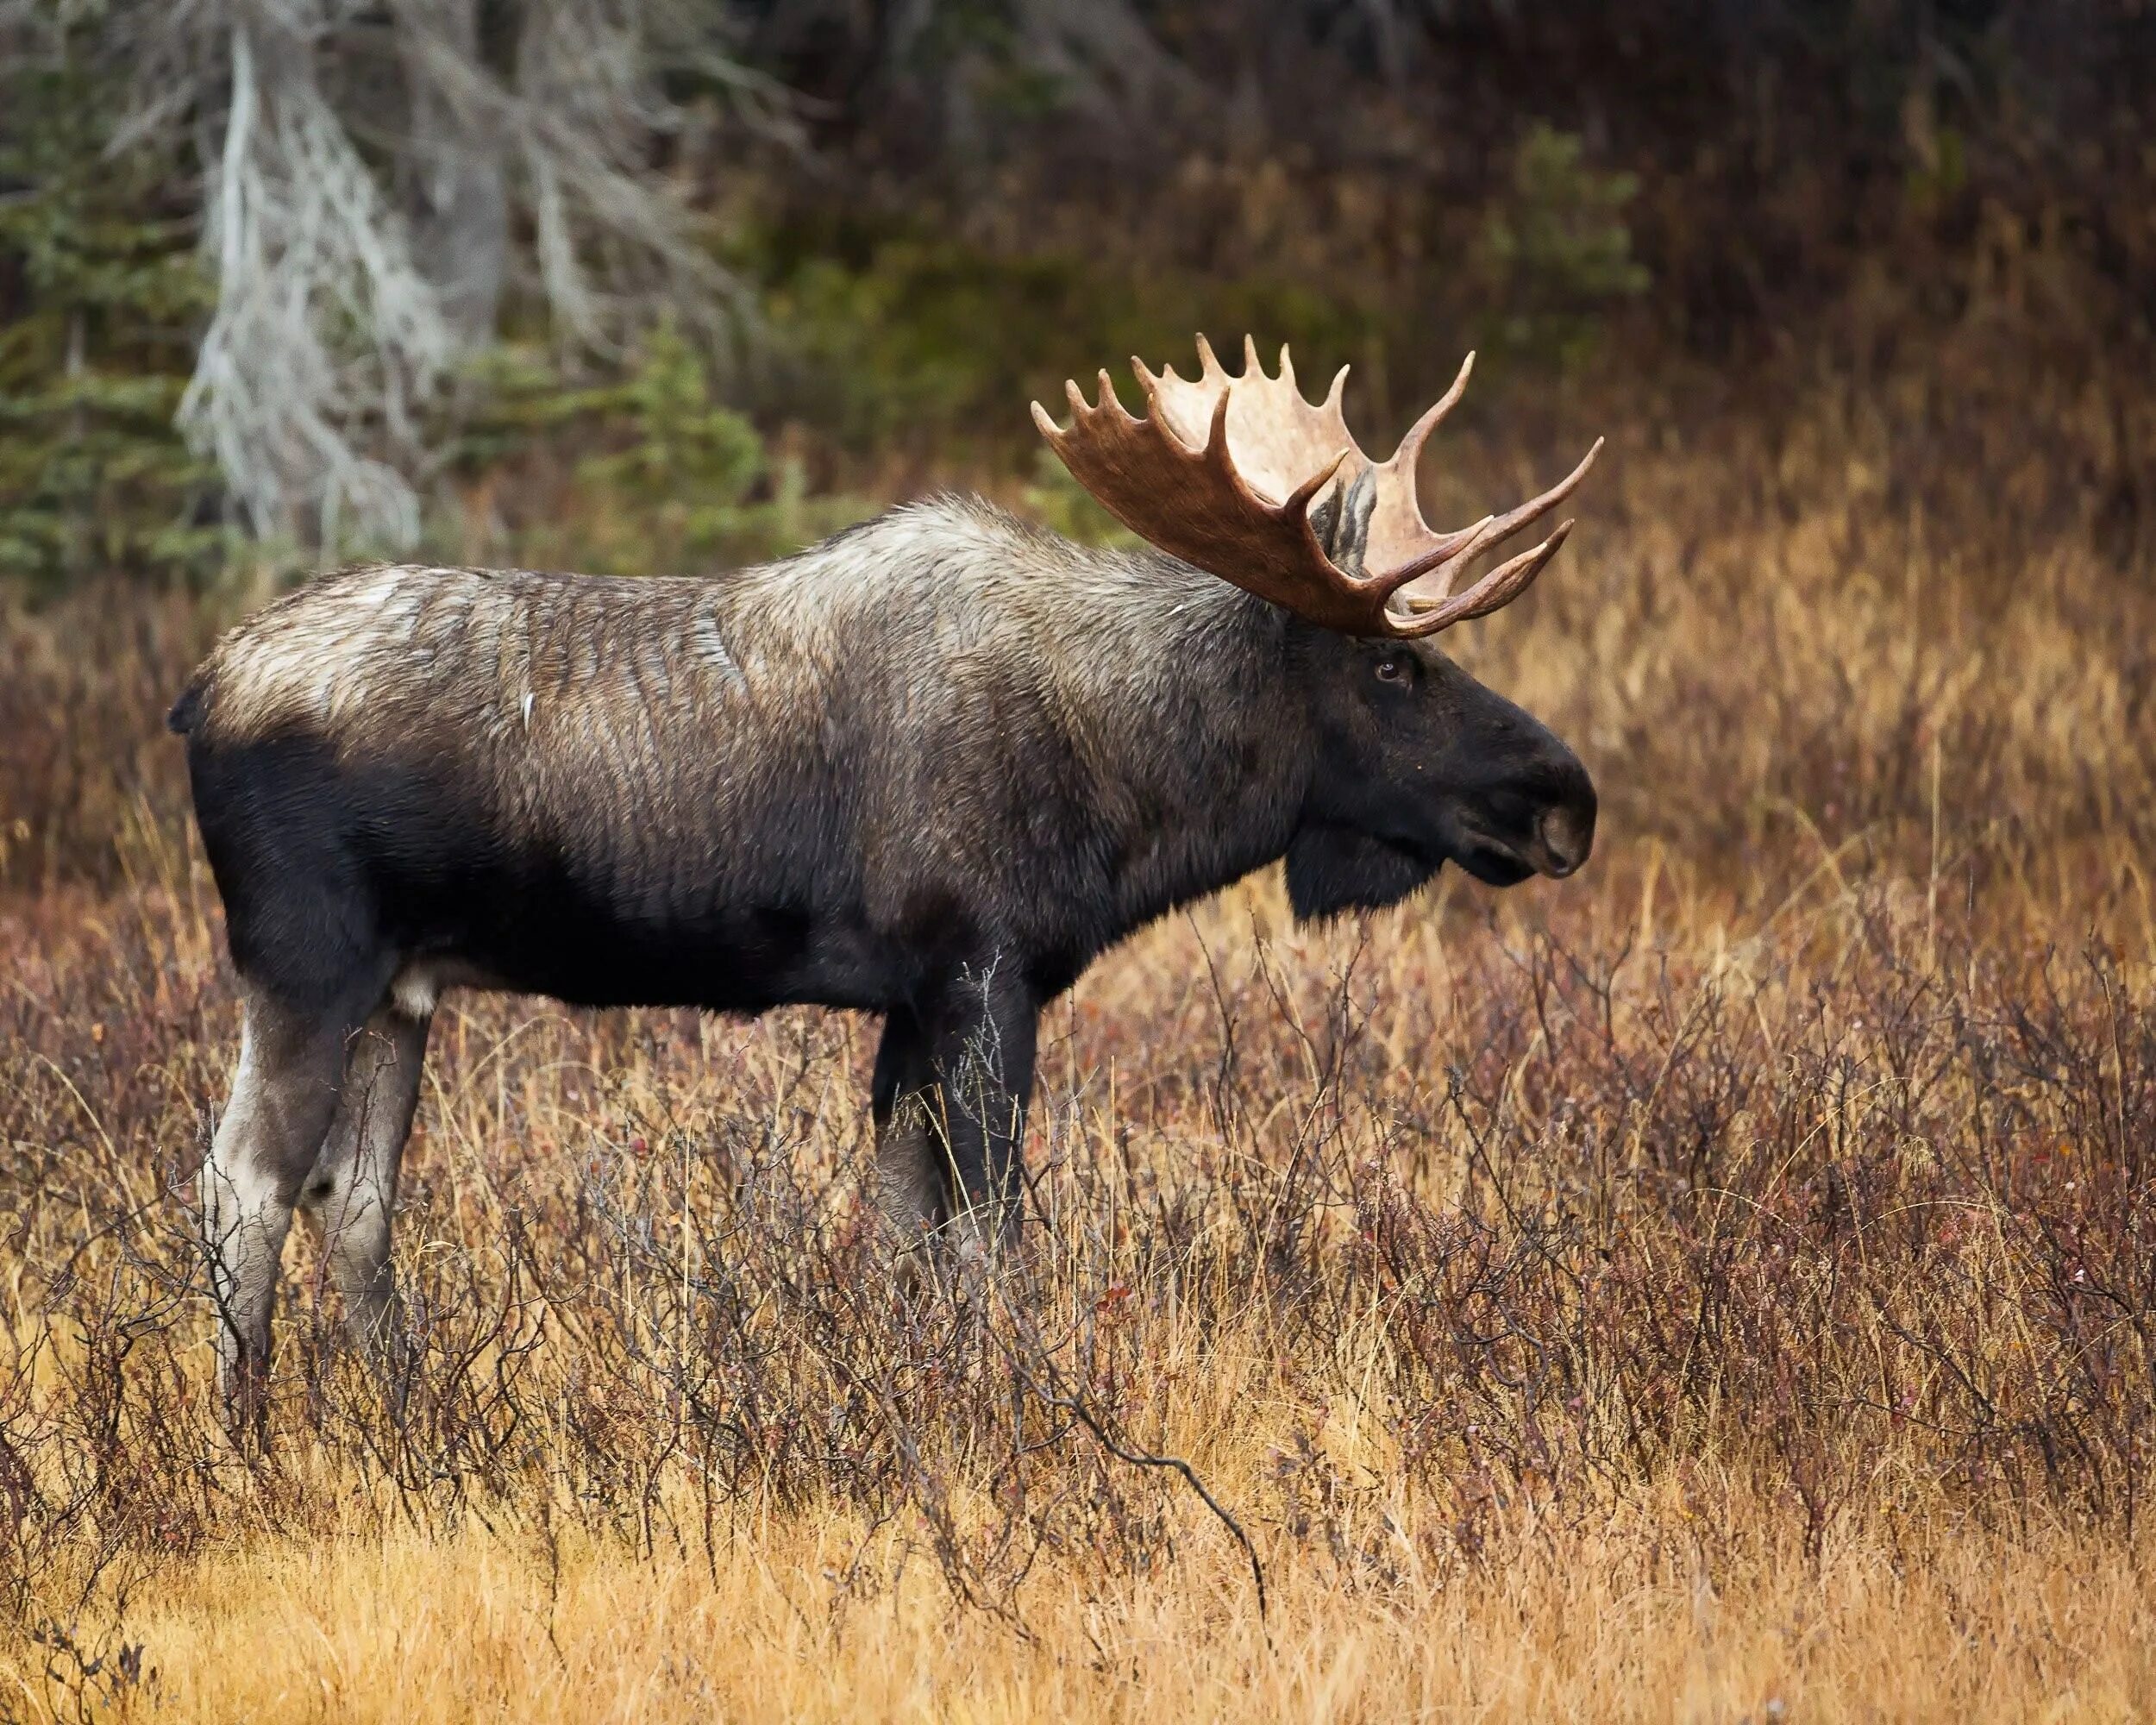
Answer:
[1534,779,1596,876]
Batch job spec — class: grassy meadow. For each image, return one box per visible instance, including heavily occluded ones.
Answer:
[0,366,2152,1722]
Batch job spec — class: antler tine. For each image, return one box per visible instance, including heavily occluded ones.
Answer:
[1200,386,1234,469]
[1478,436,1603,543]
[1391,353,1476,501]
[1387,437,1604,600]
[1129,354,1195,447]
[1033,369,1122,443]
[1284,447,1354,512]
[1393,519,1576,637]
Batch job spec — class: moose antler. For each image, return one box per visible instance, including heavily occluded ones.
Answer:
[1032,335,1602,638]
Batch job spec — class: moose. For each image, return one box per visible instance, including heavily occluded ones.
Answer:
[172,336,1601,1428]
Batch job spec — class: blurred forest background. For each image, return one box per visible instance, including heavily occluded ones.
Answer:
[2,0,2150,591]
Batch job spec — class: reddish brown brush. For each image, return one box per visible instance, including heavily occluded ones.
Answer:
[0,371,2150,1719]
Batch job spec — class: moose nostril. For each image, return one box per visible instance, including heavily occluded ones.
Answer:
[1538,804,1594,876]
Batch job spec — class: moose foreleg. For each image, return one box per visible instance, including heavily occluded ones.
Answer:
[872,1007,944,1242]
[872,967,1037,1264]
[922,963,1038,1241]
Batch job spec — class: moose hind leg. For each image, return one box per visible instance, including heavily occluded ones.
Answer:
[202,992,354,1434]
[299,1001,430,1354]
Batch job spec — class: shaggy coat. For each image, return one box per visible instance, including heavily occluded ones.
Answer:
[174,496,1595,1427]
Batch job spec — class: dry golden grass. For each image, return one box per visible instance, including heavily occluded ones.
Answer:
[77,1490,2156,1722]
[0,377,2152,1721]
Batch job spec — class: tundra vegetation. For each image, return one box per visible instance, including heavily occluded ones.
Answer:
[2,3,2153,1721]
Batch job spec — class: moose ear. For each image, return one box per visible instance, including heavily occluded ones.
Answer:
[1284,827,1437,923]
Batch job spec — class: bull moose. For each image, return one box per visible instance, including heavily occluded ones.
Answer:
[172,336,1601,1428]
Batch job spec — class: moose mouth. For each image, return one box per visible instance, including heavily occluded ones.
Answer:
[1445,814,1583,886]
[1452,838,1538,887]
[1364,826,1536,890]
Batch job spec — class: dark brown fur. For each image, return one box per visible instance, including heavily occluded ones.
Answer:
[173,496,1595,1430]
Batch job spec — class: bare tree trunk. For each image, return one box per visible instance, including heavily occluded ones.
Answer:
[183,5,453,548]
[397,0,511,348]
[108,0,753,553]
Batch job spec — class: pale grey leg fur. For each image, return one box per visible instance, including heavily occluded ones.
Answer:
[200,992,354,1433]
[297,1004,430,1353]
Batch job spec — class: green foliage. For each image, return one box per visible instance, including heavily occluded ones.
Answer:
[753,226,1382,465]
[573,320,768,546]
[1471,125,1649,369]
[762,240,1103,453]
[1019,448,1138,548]
[452,325,870,574]
[0,60,231,594]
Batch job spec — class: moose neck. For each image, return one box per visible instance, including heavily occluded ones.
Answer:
[1050,547,1319,937]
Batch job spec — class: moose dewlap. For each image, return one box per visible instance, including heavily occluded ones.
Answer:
[172,336,1601,1435]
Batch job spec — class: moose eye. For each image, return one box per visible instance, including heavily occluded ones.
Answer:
[1373,651,1415,687]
